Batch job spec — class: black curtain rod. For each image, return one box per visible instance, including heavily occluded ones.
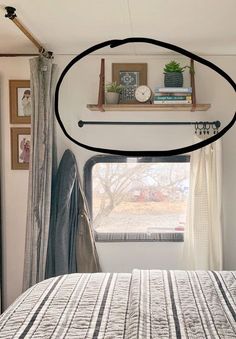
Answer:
[78,120,221,128]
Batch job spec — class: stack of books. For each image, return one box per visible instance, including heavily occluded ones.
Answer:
[153,87,192,104]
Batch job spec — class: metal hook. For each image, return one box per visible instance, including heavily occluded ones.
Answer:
[198,121,204,135]
[205,122,211,135]
[203,122,206,135]
[212,122,219,134]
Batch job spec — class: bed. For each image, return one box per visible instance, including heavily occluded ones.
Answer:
[0,270,235,338]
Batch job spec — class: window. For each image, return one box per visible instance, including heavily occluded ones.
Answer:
[84,155,190,242]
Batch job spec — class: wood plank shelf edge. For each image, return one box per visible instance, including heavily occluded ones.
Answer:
[87,104,211,112]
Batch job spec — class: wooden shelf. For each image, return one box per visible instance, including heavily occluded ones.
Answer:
[87,104,211,112]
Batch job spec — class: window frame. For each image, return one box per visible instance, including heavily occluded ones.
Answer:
[84,154,190,242]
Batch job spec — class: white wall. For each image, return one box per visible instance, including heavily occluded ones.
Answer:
[0,58,29,310]
[0,54,235,309]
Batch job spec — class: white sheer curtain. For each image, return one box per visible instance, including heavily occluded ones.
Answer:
[184,138,223,270]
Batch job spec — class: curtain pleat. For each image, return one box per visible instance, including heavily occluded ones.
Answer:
[23,56,57,290]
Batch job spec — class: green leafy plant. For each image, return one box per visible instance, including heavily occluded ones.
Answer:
[105,81,123,93]
[164,60,194,74]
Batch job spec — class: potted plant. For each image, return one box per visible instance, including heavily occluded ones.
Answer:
[105,82,123,104]
[163,60,192,87]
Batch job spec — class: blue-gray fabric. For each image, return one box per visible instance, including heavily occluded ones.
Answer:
[46,149,100,278]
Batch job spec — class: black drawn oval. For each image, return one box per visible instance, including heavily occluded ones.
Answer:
[55,37,236,157]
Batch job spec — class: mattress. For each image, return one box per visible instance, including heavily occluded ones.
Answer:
[0,270,235,338]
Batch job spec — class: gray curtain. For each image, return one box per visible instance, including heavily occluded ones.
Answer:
[23,56,57,291]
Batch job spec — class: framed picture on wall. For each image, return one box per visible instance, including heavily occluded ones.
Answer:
[112,63,147,103]
[11,127,31,170]
[9,80,31,124]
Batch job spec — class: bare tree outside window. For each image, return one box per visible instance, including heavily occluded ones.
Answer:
[92,161,190,234]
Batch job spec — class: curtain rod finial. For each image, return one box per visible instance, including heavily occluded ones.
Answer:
[5,6,16,19]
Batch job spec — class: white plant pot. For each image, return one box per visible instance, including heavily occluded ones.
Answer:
[105,92,120,104]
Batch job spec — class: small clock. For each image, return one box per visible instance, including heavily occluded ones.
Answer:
[135,85,152,103]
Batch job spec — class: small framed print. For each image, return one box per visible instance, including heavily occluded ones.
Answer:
[9,80,31,124]
[11,127,31,170]
[112,63,147,103]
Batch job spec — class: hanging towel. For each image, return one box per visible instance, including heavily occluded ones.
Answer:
[46,149,100,278]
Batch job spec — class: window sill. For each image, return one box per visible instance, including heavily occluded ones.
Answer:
[94,231,184,242]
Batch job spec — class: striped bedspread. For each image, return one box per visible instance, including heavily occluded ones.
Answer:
[0,270,235,338]
[127,270,236,339]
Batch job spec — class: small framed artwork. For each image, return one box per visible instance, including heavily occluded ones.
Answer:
[9,80,31,124]
[112,63,147,103]
[11,127,31,170]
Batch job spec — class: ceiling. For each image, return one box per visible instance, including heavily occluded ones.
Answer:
[0,0,236,55]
